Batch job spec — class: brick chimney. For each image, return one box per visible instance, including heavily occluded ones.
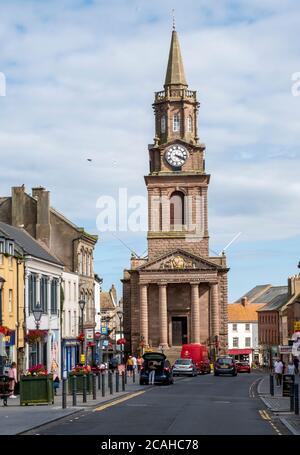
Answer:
[241,296,248,307]
[11,185,25,228]
[32,187,51,248]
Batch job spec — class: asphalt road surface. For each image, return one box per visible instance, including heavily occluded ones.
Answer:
[27,372,288,435]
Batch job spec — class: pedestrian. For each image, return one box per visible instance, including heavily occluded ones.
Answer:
[126,356,134,377]
[287,361,295,375]
[131,354,137,374]
[8,362,18,398]
[274,358,284,386]
[137,356,143,373]
[53,375,60,396]
[293,357,299,375]
[148,361,156,385]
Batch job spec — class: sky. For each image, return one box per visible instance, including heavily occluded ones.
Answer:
[0,0,300,301]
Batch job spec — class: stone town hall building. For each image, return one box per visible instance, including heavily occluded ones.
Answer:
[122,29,229,359]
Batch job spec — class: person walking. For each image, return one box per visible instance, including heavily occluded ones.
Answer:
[293,357,299,375]
[287,361,295,375]
[137,356,143,373]
[126,356,134,377]
[8,362,18,398]
[148,361,156,385]
[53,374,60,396]
[274,358,284,386]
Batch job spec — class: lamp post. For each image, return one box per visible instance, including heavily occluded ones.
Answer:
[116,310,124,364]
[0,277,6,375]
[78,299,86,362]
[32,303,43,330]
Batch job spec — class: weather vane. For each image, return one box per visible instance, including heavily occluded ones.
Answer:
[172,9,175,30]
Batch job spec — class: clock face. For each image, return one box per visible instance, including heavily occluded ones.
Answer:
[165,144,188,168]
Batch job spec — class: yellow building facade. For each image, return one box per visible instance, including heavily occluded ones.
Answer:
[0,236,25,370]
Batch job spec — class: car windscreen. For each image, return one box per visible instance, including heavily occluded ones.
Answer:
[217,358,233,365]
[175,359,192,365]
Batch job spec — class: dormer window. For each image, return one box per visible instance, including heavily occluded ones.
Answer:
[161,116,166,133]
[173,113,180,132]
[187,115,193,132]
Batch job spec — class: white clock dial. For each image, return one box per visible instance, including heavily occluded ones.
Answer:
[165,144,188,168]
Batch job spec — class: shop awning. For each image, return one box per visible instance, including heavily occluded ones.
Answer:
[228,349,252,355]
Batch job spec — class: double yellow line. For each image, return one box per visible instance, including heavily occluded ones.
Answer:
[93,390,146,412]
[259,409,271,420]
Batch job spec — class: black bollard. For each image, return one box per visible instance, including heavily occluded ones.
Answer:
[125,369,127,385]
[72,375,77,407]
[109,371,113,395]
[295,383,299,415]
[93,374,97,400]
[122,371,125,391]
[101,373,105,397]
[270,374,274,396]
[133,368,136,383]
[98,373,101,390]
[83,374,87,403]
[290,383,295,412]
[116,371,119,393]
[62,378,67,409]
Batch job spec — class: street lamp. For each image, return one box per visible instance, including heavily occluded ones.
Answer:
[32,302,43,329]
[116,309,123,363]
[0,277,6,375]
[78,299,86,360]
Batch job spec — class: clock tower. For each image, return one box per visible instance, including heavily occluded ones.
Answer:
[122,29,229,360]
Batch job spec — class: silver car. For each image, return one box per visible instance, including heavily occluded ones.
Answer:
[172,358,197,377]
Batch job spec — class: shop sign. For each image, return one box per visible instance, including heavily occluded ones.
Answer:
[102,340,109,347]
[294,322,300,332]
[86,329,94,342]
[100,327,108,335]
[80,354,85,363]
[279,345,292,354]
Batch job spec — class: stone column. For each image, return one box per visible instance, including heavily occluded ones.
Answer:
[211,283,220,339]
[191,283,200,343]
[158,283,168,348]
[139,284,149,346]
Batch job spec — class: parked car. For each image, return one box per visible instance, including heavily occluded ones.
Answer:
[236,361,251,373]
[214,356,237,376]
[180,343,211,374]
[172,358,198,377]
[139,352,173,385]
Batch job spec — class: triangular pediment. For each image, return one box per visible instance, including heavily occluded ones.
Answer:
[138,249,221,272]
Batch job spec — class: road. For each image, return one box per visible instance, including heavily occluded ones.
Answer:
[26,372,288,435]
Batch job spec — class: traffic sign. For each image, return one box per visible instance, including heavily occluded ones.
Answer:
[101,327,108,335]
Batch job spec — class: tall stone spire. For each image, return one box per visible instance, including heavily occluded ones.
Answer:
[164,29,187,88]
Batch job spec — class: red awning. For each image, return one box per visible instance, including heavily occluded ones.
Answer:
[228,349,252,355]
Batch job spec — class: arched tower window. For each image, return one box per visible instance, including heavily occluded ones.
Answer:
[173,113,180,132]
[170,191,185,229]
[161,116,166,133]
[187,115,193,132]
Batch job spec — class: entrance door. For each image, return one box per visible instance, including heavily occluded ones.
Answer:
[172,317,188,345]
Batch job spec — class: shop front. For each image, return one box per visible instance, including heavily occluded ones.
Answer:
[228,348,253,363]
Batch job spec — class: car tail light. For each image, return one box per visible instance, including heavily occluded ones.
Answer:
[164,367,170,372]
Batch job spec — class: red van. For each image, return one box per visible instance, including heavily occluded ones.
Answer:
[180,344,211,374]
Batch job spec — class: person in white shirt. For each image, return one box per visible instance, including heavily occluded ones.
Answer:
[274,358,284,386]
[287,361,295,375]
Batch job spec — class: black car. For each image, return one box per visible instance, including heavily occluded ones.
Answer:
[214,356,237,376]
[139,352,174,385]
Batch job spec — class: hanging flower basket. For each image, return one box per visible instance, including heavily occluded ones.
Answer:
[25,330,48,345]
[117,337,127,345]
[77,332,85,342]
[0,326,11,336]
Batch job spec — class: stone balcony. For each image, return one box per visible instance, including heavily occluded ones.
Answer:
[154,88,197,103]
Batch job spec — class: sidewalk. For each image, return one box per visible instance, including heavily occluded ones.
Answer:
[0,374,145,435]
[257,374,300,435]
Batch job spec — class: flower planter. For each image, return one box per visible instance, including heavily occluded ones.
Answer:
[68,373,92,395]
[20,375,54,405]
